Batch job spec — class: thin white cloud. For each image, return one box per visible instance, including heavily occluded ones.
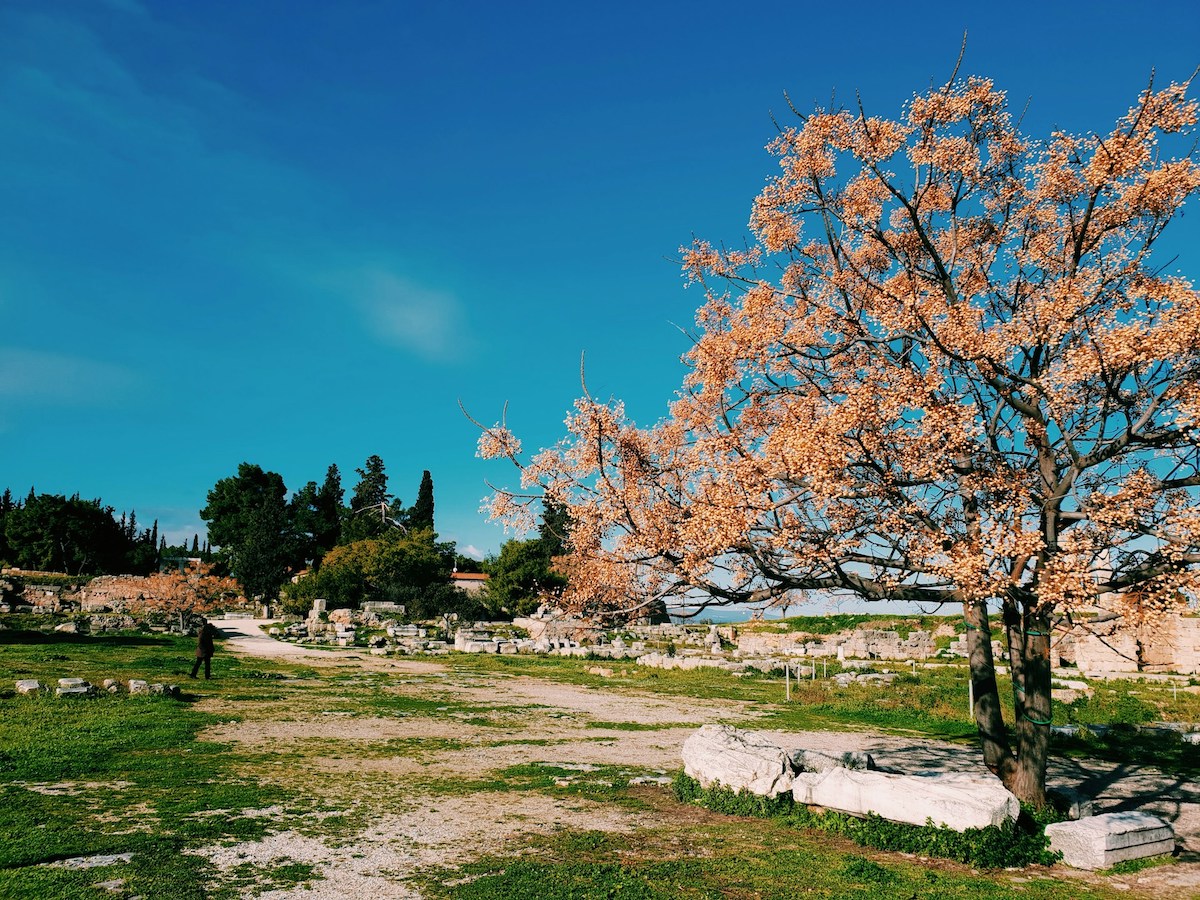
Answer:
[356,268,467,362]
[459,544,485,560]
[0,348,138,405]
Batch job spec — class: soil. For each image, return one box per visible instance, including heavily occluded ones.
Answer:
[194,618,1200,899]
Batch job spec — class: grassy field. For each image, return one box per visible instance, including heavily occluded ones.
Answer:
[0,624,1192,898]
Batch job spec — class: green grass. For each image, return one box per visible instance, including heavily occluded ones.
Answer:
[0,628,294,898]
[0,621,1185,899]
[415,816,1119,900]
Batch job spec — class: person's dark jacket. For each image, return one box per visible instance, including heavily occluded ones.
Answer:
[195,623,217,659]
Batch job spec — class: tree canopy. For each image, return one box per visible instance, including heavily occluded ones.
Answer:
[2,491,161,575]
[481,69,1200,804]
[200,463,295,600]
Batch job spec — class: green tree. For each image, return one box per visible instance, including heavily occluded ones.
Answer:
[408,470,435,531]
[282,527,464,615]
[0,488,13,564]
[538,498,571,557]
[4,493,128,575]
[343,454,402,542]
[201,463,295,600]
[288,480,324,569]
[482,537,566,618]
[315,464,344,556]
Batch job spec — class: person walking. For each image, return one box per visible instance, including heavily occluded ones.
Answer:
[189,617,218,679]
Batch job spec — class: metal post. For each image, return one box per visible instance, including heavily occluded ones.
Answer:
[785,662,791,702]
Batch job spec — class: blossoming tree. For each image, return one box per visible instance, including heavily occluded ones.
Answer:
[134,562,242,631]
[479,68,1200,804]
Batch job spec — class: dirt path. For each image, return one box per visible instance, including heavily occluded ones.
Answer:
[202,619,1200,899]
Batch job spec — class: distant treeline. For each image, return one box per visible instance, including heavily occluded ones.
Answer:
[1,455,567,623]
[0,487,208,576]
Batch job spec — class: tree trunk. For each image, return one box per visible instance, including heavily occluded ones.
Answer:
[964,599,1016,784]
[1006,605,1052,808]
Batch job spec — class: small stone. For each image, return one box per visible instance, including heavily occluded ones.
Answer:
[128,680,149,694]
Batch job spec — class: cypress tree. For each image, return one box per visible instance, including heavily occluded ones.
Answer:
[410,470,435,531]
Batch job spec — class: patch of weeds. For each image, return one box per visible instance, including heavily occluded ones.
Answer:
[585,720,673,731]
[460,715,498,727]
[1107,854,1175,875]
[672,773,1056,869]
[1062,690,1157,726]
[418,763,635,801]
[840,854,897,884]
[224,860,322,894]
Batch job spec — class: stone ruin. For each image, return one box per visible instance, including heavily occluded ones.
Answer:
[681,724,1176,869]
[0,573,246,636]
[1054,612,1200,676]
[16,677,182,698]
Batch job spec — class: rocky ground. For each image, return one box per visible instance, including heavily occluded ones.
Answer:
[198,618,1200,899]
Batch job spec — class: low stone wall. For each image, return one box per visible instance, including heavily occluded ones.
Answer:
[736,628,937,660]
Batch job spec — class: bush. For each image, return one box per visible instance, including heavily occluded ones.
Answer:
[671,773,1056,869]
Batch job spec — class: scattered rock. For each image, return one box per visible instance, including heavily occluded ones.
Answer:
[15,679,43,695]
[43,852,134,869]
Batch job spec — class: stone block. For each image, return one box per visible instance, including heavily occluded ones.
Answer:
[15,679,43,695]
[1182,732,1200,745]
[1046,812,1174,870]
[128,680,149,694]
[789,749,875,773]
[682,725,796,797]
[1047,786,1095,820]
[58,678,88,688]
[792,768,1018,831]
[56,685,94,698]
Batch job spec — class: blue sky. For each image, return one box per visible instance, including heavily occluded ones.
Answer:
[2,0,1198,560]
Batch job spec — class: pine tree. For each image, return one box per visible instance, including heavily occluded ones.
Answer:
[192,534,200,554]
[344,455,398,542]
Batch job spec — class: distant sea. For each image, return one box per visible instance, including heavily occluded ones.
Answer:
[668,597,960,624]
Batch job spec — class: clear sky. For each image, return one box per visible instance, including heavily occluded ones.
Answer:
[2,0,1198,561]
